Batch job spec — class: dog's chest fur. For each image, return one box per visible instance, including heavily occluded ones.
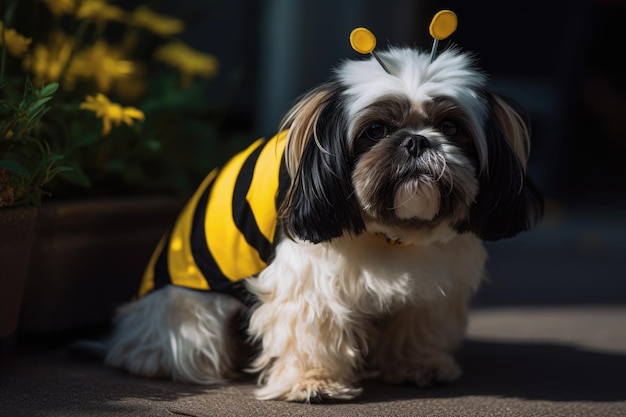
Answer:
[247,229,486,316]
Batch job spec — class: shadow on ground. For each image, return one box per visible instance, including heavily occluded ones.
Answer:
[355,339,626,404]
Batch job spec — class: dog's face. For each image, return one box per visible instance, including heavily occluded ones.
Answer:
[279,47,543,244]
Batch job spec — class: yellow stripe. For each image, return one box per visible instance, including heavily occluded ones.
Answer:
[246,131,287,244]
[205,138,268,281]
[166,169,219,290]
[137,234,167,298]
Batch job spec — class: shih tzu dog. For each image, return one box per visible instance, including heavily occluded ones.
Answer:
[104,29,542,402]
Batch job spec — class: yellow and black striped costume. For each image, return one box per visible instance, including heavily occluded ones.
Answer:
[138,131,289,303]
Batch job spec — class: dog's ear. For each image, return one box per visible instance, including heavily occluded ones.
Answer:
[462,92,543,241]
[278,83,365,244]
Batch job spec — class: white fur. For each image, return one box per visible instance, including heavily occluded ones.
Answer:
[392,176,441,220]
[105,287,244,384]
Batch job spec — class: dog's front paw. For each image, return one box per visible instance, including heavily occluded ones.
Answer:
[255,369,362,402]
[259,378,362,403]
[381,354,462,387]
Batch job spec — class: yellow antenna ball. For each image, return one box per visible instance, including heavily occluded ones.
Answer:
[350,27,377,54]
[429,10,457,40]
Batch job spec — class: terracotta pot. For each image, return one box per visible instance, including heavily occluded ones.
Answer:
[18,196,182,335]
[0,206,38,338]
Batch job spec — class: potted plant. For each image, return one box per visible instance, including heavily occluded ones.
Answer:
[0,0,234,336]
[0,20,66,337]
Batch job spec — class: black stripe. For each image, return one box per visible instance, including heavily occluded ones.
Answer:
[188,176,239,295]
[150,173,220,294]
[151,232,171,292]
[269,158,290,259]
[231,140,274,263]
[152,231,253,304]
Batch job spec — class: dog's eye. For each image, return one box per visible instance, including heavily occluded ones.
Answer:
[364,123,388,140]
[439,120,458,136]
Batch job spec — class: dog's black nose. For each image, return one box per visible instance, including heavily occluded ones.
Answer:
[402,135,431,157]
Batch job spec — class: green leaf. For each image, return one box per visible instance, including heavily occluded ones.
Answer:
[32,96,54,108]
[44,154,65,163]
[27,98,53,121]
[0,159,30,177]
[48,165,74,177]
[39,82,59,97]
[29,97,53,114]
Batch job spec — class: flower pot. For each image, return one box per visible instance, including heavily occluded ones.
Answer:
[0,206,38,338]
[18,196,182,335]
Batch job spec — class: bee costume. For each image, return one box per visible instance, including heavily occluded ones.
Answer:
[137,131,289,303]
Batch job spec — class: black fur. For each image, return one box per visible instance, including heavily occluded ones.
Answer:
[282,86,365,244]
[458,92,544,241]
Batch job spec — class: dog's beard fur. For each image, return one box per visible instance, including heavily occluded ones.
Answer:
[105,47,543,402]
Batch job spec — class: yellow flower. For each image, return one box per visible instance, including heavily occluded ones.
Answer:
[75,0,126,28]
[0,21,32,57]
[40,0,76,16]
[22,31,74,87]
[71,41,139,93]
[154,41,218,87]
[79,93,145,136]
[128,6,185,37]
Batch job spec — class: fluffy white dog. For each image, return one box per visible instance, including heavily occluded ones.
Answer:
[105,41,542,402]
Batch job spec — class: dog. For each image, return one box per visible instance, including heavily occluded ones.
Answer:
[104,38,543,402]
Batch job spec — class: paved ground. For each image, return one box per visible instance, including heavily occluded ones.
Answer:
[1,206,625,416]
[1,306,625,417]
